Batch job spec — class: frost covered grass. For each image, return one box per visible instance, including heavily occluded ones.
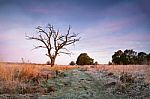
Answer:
[84,65,150,83]
[0,62,149,98]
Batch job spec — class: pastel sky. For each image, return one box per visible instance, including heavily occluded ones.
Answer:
[0,0,150,64]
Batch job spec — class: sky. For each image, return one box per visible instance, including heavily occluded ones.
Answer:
[0,0,150,64]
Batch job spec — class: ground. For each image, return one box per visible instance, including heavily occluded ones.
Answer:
[0,63,149,99]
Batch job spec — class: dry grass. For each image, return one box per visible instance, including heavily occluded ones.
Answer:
[143,65,150,83]
[0,62,79,82]
[48,65,79,71]
[0,62,78,94]
[86,65,150,83]
[0,62,149,94]
[0,63,40,94]
[0,62,78,74]
[0,63,149,82]
[0,63,39,81]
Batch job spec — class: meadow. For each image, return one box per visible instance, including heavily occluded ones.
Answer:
[0,62,77,94]
[0,62,149,98]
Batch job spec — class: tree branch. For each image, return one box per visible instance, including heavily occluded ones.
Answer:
[32,45,47,50]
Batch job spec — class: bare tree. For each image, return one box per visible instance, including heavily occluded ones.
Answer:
[26,24,80,66]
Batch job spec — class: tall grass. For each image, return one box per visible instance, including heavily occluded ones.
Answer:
[0,62,78,94]
[144,65,150,83]
[88,65,150,83]
[0,63,40,94]
[0,64,39,82]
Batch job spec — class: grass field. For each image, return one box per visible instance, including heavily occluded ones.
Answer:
[0,62,149,81]
[0,62,78,94]
[0,62,149,98]
[81,65,150,83]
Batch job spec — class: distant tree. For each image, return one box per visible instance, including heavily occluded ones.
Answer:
[112,50,123,65]
[46,61,51,65]
[137,52,147,65]
[94,61,98,65]
[21,58,25,63]
[108,61,112,65]
[26,24,80,66]
[112,49,138,65]
[76,53,94,65]
[111,49,150,65]
[69,61,76,65]
[123,49,137,65]
[147,53,150,65]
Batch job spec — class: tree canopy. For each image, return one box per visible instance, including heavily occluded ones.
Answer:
[112,49,150,65]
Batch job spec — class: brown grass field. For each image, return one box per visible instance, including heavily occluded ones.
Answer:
[0,62,149,82]
[0,62,79,94]
[0,62,78,81]
[0,62,149,94]
[83,65,150,82]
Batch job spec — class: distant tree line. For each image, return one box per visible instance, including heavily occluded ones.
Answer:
[69,50,150,66]
[112,49,150,65]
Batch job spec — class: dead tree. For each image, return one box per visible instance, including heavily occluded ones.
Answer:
[26,24,80,66]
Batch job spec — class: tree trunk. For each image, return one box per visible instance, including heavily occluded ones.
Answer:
[50,58,55,67]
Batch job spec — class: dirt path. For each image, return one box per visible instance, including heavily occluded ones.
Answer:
[36,69,126,99]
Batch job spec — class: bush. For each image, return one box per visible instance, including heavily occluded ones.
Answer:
[94,61,98,65]
[46,61,51,65]
[69,61,76,65]
[108,61,112,65]
[76,53,94,65]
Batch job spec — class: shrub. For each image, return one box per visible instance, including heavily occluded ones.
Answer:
[46,61,51,65]
[94,61,98,65]
[76,53,94,65]
[69,61,76,65]
[108,61,112,65]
